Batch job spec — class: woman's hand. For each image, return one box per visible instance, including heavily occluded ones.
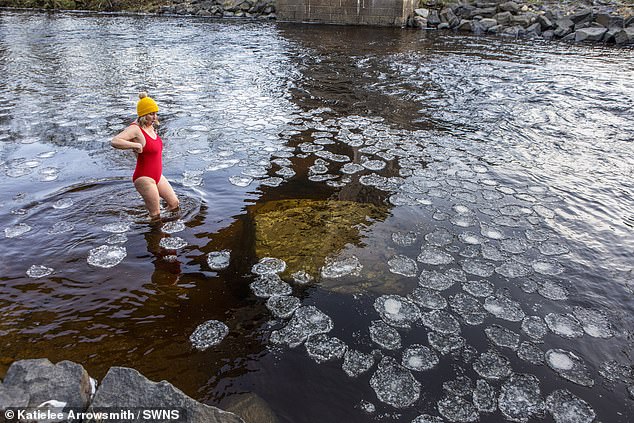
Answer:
[133,143,143,154]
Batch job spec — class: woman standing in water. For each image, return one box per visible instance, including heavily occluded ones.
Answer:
[111,92,179,220]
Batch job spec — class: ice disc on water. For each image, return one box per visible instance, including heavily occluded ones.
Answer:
[545,313,583,338]
[409,287,447,310]
[419,270,455,291]
[461,259,494,277]
[374,295,422,329]
[229,175,253,187]
[305,334,347,363]
[417,246,454,265]
[484,295,525,322]
[159,237,188,249]
[462,280,494,298]
[521,316,548,340]
[481,243,506,261]
[437,395,478,422]
[250,274,292,298]
[537,281,568,300]
[402,345,439,372]
[485,324,520,350]
[87,245,126,268]
[473,350,512,380]
[495,260,532,278]
[425,228,454,247]
[53,198,74,209]
[473,379,497,413]
[369,319,402,350]
[320,256,362,278]
[572,306,613,338]
[5,223,31,238]
[270,305,333,348]
[26,265,53,278]
[291,270,313,285]
[252,257,286,275]
[422,310,461,334]
[207,250,231,270]
[538,241,570,256]
[546,390,595,423]
[443,375,474,397]
[532,259,564,276]
[517,341,544,365]
[392,231,418,246]
[189,320,229,351]
[342,349,375,377]
[106,233,127,244]
[102,222,130,233]
[370,357,421,408]
[266,295,300,319]
[545,349,594,387]
[161,220,186,234]
[498,373,545,423]
[412,415,444,423]
[341,163,364,174]
[387,255,418,277]
[48,221,74,234]
[428,332,465,355]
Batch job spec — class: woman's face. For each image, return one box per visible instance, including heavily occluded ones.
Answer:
[146,112,158,124]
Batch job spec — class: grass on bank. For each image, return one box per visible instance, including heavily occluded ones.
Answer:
[0,0,168,12]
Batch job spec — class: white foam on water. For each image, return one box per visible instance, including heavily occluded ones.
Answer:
[162,220,186,234]
[437,395,478,423]
[485,324,520,351]
[418,270,455,291]
[270,305,333,348]
[462,280,494,298]
[498,373,545,423]
[546,389,595,423]
[159,237,188,249]
[189,320,229,351]
[473,379,497,413]
[545,349,594,387]
[207,250,231,270]
[102,222,130,234]
[417,246,454,265]
[26,264,53,278]
[87,245,126,268]
[408,287,448,310]
[473,350,512,380]
[402,345,439,372]
[392,231,418,246]
[572,306,613,338]
[342,349,375,378]
[52,198,74,209]
[370,356,421,408]
[305,333,347,363]
[5,223,32,238]
[320,256,362,278]
[369,319,402,350]
[545,313,584,338]
[421,310,461,334]
[387,255,418,277]
[521,316,548,340]
[250,274,292,298]
[266,295,300,319]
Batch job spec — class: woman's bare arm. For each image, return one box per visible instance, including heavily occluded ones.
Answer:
[111,125,144,153]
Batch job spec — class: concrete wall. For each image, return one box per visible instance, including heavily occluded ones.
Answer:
[277,0,415,27]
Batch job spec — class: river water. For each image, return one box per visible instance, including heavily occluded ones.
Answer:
[1,10,633,423]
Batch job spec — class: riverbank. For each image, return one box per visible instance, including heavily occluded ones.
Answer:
[1,0,633,45]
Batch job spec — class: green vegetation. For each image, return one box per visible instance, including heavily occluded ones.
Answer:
[0,0,168,12]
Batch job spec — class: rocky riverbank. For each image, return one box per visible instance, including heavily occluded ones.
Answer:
[0,358,245,423]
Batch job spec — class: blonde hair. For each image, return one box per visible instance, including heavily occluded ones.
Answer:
[136,92,159,127]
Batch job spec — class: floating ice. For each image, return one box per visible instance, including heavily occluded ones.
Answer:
[546,389,595,423]
[26,264,53,278]
[48,221,74,234]
[291,270,313,285]
[250,274,292,298]
[495,260,532,278]
[412,415,444,423]
[458,232,482,245]
[450,214,476,227]
[418,270,455,290]
[102,222,130,233]
[342,349,375,377]
[425,228,453,247]
[392,231,418,246]
[598,360,633,383]
[305,334,347,363]
[228,175,253,187]
[521,316,548,340]
[422,310,461,334]
[159,237,188,249]
[481,243,506,261]
[374,295,422,329]
[545,313,583,338]
[189,320,229,351]
[484,295,525,321]
[39,167,59,181]
[534,205,555,219]
[437,395,478,422]
[537,281,568,300]
[532,259,564,276]
[498,373,545,423]
[321,256,362,278]
[525,229,550,242]
[266,295,300,319]
[387,255,418,277]
[358,400,375,414]
[106,233,127,244]
[538,241,570,256]
[370,357,421,408]
[161,220,186,234]
[480,224,505,240]
[409,287,447,310]
[501,238,529,254]
[572,306,613,338]
[252,257,286,275]
[473,379,497,413]
[462,280,494,298]
[449,293,484,323]
[276,167,296,178]
[242,166,269,178]
[260,176,284,187]
[500,205,531,216]
[485,324,520,350]
[402,345,439,372]
[369,320,402,350]
[389,194,418,206]
[207,250,231,270]
[443,375,474,397]
[517,341,544,365]
[182,171,203,187]
[461,260,495,277]
[417,246,454,265]
[270,305,333,348]
[473,350,512,380]
[5,223,31,238]
[87,245,126,268]
[362,160,386,171]
[545,349,594,387]
[52,198,74,209]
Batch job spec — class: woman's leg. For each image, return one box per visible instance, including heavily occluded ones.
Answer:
[157,175,180,211]
[134,177,161,218]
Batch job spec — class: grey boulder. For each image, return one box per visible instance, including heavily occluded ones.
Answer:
[615,27,634,44]
[575,27,608,42]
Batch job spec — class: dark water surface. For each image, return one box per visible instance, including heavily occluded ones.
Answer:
[1,10,633,423]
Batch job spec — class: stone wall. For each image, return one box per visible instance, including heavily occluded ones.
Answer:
[277,0,415,27]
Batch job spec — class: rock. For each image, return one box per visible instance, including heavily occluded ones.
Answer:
[438,22,450,30]
[569,8,593,25]
[575,27,608,42]
[456,19,472,31]
[615,27,634,44]
[493,11,513,26]
[428,10,441,26]
[595,13,624,29]
[441,8,461,28]
[455,5,475,19]
[555,17,574,30]
[471,7,497,19]
[537,14,554,30]
[478,18,498,31]
[626,16,634,27]
[554,18,574,37]
[542,29,555,40]
[520,5,529,12]
[2,359,91,409]
[603,27,621,43]
[512,13,535,27]
[415,8,430,18]
[89,367,245,423]
[499,1,519,14]
[413,16,428,29]
[488,24,503,34]
[0,382,29,409]
[476,1,497,8]
[501,25,526,37]
[526,22,542,37]
[575,21,592,30]
[562,32,576,42]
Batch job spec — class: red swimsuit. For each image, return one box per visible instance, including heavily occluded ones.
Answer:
[132,124,163,184]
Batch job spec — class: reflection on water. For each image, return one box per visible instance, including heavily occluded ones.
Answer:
[1,10,634,423]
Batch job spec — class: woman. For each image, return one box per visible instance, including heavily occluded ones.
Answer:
[111,92,179,220]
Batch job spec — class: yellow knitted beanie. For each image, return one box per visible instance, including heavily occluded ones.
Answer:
[136,92,159,117]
